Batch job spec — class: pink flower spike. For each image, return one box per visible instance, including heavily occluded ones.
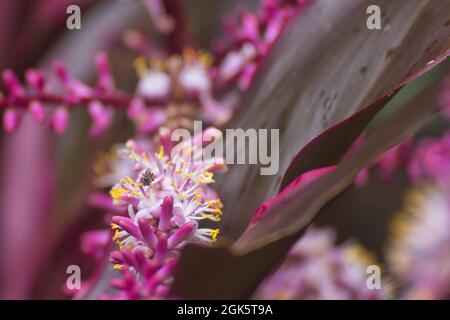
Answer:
[110,250,125,265]
[167,222,195,249]
[3,108,20,133]
[143,0,175,34]
[28,100,46,123]
[155,233,168,262]
[158,196,173,232]
[51,106,69,134]
[155,258,177,280]
[81,229,110,260]
[154,285,169,297]
[52,60,70,85]
[142,259,159,280]
[121,249,137,267]
[53,60,92,99]
[25,69,46,92]
[127,98,145,119]
[138,218,158,249]
[88,101,113,139]
[264,15,284,45]
[241,12,260,43]
[110,278,127,290]
[133,248,150,272]
[239,63,257,90]
[69,80,93,99]
[95,52,114,91]
[112,216,142,240]
[2,69,25,98]
[88,192,118,212]
[146,259,177,293]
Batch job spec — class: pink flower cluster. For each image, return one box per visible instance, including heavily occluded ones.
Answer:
[388,184,450,299]
[408,132,450,183]
[82,128,225,299]
[0,0,310,138]
[355,76,450,187]
[131,49,234,133]
[0,53,132,137]
[256,227,390,299]
[351,77,450,299]
[213,0,309,90]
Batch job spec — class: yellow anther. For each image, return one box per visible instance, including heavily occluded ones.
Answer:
[110,187,128,200]
[131,191,143,197]
[210,229,220,242]
[158,146,164,160]
[115,239,123,250]
[112,229,120,241]
[133,57,148,78]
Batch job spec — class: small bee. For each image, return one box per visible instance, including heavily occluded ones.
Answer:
[140,168,155,186]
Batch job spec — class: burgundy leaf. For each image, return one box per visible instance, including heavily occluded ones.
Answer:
[170,68,446,299]
[217,0,450,240]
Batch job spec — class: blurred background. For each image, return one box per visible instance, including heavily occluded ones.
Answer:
[0,0,448,299]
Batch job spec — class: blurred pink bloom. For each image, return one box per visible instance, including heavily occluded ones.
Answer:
[81,230,112,261]
[213,0,310,90]
[133,49,234,131]
[256,226,390,300]
[352,137,413,187]
[388,184,450,299]
[0,53,168,138]
[408,132,450,183]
